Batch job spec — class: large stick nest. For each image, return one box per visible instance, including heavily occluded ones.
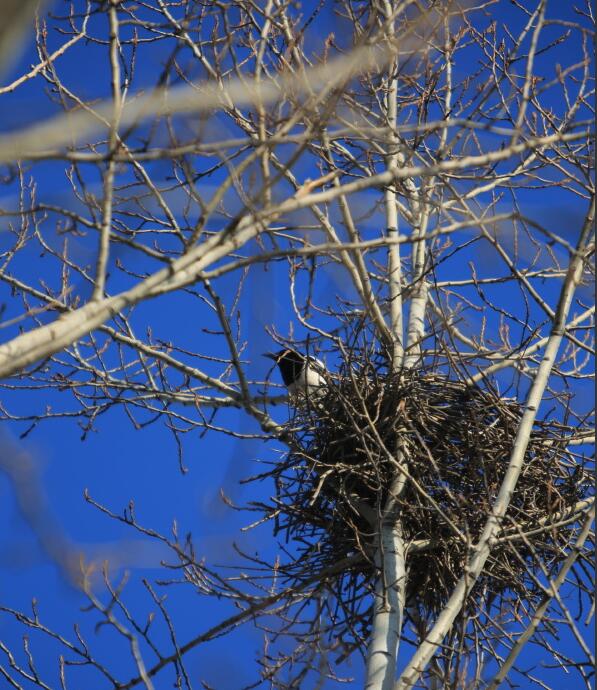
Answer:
[261,364,590,624]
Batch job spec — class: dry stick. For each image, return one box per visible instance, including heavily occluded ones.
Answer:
[84,569,155,690]
[510,0,546,146]
[255,0,274,209]
[0,130,585,381]
[395,198,594,690]
[365,3,408,688]
[0,65,346,380]
[467,306,595,385]
[321,136,394,350]
[268,2,393,351]
[21,115,576,163]
[0,31,403,163]
[408,497,595,554]
[2,4,343,368]
[201,212,515,278]
[404,4,453,370]
[0,28,85,95]
[118,555,362,690]
[92,0,122,302]
[0,214,261,379]
[0,35,361,432]
[0,16,585,166]
[402,202,430,369]
[384,35,404,370]
[486,505,594,689]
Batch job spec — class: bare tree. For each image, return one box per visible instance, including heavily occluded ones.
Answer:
[0,1,593,689]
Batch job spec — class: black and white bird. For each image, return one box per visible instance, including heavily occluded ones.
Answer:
[264,348,327,399]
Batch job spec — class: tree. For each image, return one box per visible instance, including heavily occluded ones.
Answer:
[0,1,593,689]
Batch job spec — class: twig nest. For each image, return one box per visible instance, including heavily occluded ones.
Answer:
[266,368,589,620]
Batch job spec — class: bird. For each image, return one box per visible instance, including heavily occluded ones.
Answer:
[264,348,327,400]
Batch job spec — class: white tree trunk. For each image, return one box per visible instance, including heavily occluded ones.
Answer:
[364,3,409,687]
[365,518,407,690]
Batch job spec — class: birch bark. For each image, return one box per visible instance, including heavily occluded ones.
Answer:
[365,3,408,687]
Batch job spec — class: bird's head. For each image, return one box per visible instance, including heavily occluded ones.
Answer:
[263,349,306,387]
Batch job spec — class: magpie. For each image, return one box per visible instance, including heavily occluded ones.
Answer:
[264,348,327,399]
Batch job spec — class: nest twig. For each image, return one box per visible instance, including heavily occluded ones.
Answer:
[253,359,591,640]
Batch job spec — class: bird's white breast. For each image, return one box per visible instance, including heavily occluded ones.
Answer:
[288,359,326,398]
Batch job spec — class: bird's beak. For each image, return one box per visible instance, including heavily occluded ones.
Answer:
[263,352,278,361]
